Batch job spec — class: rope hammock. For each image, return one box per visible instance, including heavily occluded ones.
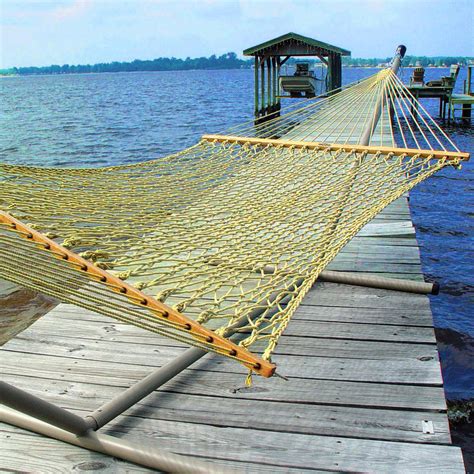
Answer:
[0,68,469,378]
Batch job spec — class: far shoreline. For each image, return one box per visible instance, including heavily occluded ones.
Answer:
[0,65,457,79]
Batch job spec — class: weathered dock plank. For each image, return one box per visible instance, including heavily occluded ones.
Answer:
[0,427,155,474]
[2,370,446,411]
[1,374,452,444]
[6,311,436,342]
[5,329,440,362]
[5,419,461,474]
[97,418,463,473]
[0,344,443,384]
[1,425,317,474]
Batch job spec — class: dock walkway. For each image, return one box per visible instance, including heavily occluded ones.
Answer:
[0,195,465,472]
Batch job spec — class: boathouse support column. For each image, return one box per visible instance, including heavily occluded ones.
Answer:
[271,56,277,112]
[334,54,342,90]
[254,56,259,117]
[327,53,333,92]
[260,57,265,117]
[276,57,281,112]
[327,52,342,93]
[266,57,271,113]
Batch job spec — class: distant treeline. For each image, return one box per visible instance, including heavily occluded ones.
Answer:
[342,55,473,67]
[2,52,247,75]
[1,53,472,76]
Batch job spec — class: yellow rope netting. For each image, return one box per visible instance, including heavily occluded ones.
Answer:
[0,69,469,376]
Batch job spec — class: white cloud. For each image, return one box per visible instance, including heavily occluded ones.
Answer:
[50,0,89,21]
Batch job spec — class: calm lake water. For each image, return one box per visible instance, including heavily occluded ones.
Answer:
[1,66,473,461]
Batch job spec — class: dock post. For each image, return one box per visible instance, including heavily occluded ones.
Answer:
[254,56,259,117]
[461,103,472,120]
[276,56,281,113]
[266,56,272,114]
[272,56,277,113]
[260,57,265,118]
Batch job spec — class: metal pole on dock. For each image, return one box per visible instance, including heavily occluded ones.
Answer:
[318,270,439,294]
[0,406,231,474]
[0,381,91,435]
[359,45,406,146]
[83,291,288,430]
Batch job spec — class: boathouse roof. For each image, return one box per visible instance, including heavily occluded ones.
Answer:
[243,32,351,57]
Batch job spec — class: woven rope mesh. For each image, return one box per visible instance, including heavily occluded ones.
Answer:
[0,69,466,371]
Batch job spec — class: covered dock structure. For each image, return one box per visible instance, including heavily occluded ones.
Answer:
[244,32,350,123]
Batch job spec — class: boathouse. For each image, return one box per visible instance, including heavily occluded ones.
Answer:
[244,32,351,122]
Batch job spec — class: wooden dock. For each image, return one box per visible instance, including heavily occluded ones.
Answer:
[450,93,474,120]
[0,195,466,472]
[1,55,467,470]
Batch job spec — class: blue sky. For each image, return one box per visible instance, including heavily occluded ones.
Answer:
[1,0,473,68]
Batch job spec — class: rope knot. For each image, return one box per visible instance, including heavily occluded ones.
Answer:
[173,301,187,312]
[79,250,110,262]
[155,288,174,302]
[26,223,40,230]
[61,236,82,249]
[196,310,216,324]
[115,270,133,280]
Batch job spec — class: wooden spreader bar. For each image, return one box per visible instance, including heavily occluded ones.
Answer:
[202,134,470,161]
[0,211,275,378]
